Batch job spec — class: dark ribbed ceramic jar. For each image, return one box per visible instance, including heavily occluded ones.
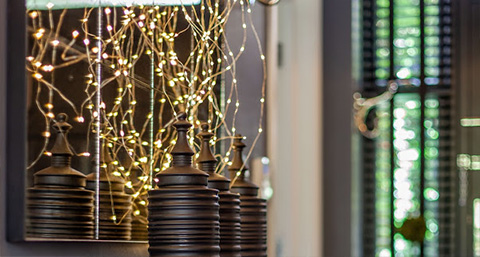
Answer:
[148,113,220,257]
[197,123,241,257]
[26,113,94,239]
[228,135,267,257]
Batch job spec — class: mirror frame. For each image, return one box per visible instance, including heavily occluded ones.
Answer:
[6,0,28,243]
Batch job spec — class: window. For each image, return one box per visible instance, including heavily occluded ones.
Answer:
[360,0,453,256]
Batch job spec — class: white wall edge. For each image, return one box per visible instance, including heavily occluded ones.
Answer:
[268,0,322,256]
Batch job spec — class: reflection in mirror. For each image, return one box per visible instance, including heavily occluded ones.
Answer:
[24,0,263,241]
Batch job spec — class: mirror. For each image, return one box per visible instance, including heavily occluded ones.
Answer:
[22,0,253,242]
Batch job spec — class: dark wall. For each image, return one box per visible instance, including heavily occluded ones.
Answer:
[224,3,266,161]
[323,0,353,256]
[456,0,480,256]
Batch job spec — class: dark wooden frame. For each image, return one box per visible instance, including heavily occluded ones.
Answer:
[322,0,352,256]
[6,0,28,242]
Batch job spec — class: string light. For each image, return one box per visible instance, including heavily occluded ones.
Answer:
[71,30,79,38]
[42,65,54,72]
[29,11,38,18]
[33,73,43,80]
[46,2,54,9]
[35,30,44,39]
